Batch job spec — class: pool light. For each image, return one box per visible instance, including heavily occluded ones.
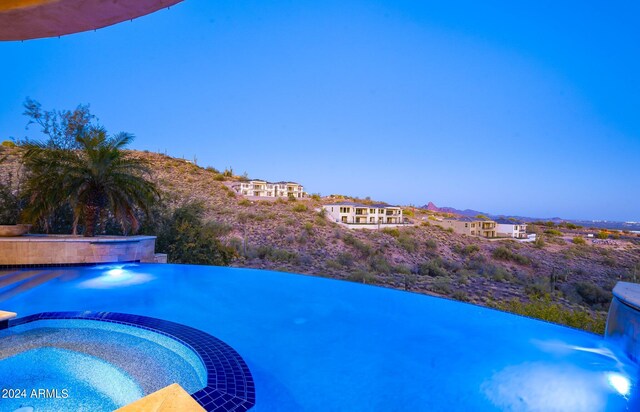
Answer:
[607,373,631,396]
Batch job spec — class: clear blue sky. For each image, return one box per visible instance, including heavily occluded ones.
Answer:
[1,0,638,221]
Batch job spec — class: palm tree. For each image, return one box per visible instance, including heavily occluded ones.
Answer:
[22,127,159,237]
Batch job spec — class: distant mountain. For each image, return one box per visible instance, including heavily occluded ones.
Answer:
[423,202,490,218]
[422,202,640,231]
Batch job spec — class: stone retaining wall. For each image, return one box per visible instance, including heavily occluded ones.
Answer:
[0,235,157,265]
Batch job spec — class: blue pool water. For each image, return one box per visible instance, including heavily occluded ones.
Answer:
[0,318,206,411]
[0,263,638,411]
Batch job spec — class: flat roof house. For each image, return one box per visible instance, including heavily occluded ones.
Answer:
[232,180,305,198]
[494,218,528,239]
[323,202,403,227]
[438,217,497,238]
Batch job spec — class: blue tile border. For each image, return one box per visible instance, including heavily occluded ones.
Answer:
[7,311,256,411]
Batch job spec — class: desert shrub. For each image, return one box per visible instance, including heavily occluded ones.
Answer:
[382,227,400,238]
[205,166,220,173]
[1,140,16,147]
[153,203,235,265]
[490,266,513,282]
[425,239,438,250]
[292,203,308,212]
[596,231,609,239]
[572,237,586,245]
[303,222,314,234]
[403,209,415,217]
[398,234,418,253]
[573,281,611,308]
[456,244,479,256]
[418,259,448,277]
[254,245,298,263]
[238,199,252,206]
[213,173,225,181]
[492,246,530,265]
[431,277,452,294]
[336,252,355,267]
[603,256,617,267]
[223,167,233,177]
[326,259,343,270]
[446,227,454,233]
[343,234,372,256]
[544,229,563,236]
[394,265,412,275]
[311,193,321,201]
[495,297,606,334]
[349,270,377,284]
[369,255,393,274]
[452,290,469,302]
[524,279,551,298]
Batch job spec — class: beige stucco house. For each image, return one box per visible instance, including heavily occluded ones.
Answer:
[323,202,403,226]
[232,180,305,198]
[438,217,497,238]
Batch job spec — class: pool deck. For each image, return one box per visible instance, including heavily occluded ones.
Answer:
[116,383,205,412]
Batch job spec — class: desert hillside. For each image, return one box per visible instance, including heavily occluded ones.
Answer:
[2,146,639,332]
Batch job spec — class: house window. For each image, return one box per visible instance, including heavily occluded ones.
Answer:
[471,223,475,228]
[465,223,468,228]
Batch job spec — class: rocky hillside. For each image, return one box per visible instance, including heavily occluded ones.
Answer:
[3,146,640,331]
[133,151,639,319]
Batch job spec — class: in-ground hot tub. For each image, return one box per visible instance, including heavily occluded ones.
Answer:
[0,312,255,411]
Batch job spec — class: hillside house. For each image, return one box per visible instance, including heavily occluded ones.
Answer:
[323,203,403,226]
[232,180,305,198]
[438,217,497,238]
[495,218,528,239]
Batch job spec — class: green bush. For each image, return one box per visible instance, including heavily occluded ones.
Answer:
[596,231,609,239]
[336,252,354,267]
[153,203,235,265]
[398,234,418,253]
[292,203,308,212]
[349,270,378,285]
[343,234,372,256]
[382,227,400,238]
[425,239,438,250]
[418,259,448,277]
[456,244,479,256]
[492,246,530,265]
[431,277,452,294]
[369,255,393,274]
[544,229,563,236]
[573,282,612,308]
[1,140,16,147]
[494,297,606,334]
[572,236,586,245]
[238,199,252,206]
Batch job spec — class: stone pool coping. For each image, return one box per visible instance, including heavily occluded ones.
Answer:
[6,311,256,411]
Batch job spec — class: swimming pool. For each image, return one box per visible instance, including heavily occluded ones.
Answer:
[0,263,638,411]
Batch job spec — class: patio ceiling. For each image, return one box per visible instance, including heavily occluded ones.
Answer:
[0,0,184,41]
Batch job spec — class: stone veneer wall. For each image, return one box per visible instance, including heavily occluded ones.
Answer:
[606,282,640,362]
[0,235,157,265]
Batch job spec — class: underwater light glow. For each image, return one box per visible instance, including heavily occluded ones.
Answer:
[106,268,125,278]
[77,267,153,289]
[608,373,631,396]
